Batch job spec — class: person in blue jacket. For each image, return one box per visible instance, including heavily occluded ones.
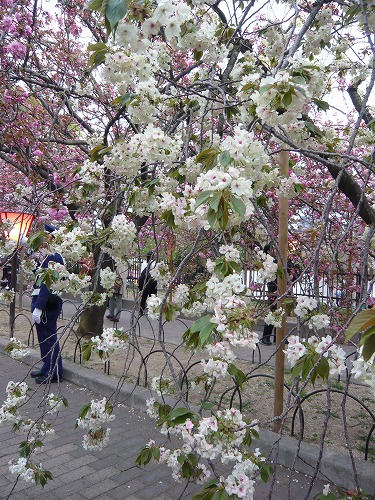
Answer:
[31,224,64,384]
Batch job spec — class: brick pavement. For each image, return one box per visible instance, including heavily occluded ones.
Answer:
[0,351,333,500]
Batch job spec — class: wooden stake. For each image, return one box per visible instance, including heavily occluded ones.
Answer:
[273,150,289,432]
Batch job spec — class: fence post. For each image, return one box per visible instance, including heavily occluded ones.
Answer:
[273,150,289,432]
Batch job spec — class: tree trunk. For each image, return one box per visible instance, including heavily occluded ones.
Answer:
[76,303,106,338]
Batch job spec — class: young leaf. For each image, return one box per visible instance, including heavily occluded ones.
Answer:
[230,196,246,217]
[362,333,375,361]
[345,309,375,341]
[105,0,128,31]
[195,190,213,208]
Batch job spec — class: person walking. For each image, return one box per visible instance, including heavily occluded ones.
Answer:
[31,224,64,384]
[260,243,277,345]
[138,251,157,315]
[107,268,124,321]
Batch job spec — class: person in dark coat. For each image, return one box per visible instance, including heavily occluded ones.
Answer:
[138,251,157,315]
[31,224,64,383]
[260,243,277,345]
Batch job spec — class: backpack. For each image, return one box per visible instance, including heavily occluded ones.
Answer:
[113,275,123,293]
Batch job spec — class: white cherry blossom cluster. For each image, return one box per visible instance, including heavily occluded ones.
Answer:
[205,274,246,309]
[223,458,259,498]
[171,284,189,308]
[285,335,347,377]
[150,262,171,287]
[53,226,88,262]
[100,268,117,292]
[304,6,334,56]
[8,457,43,483]
[78,158,104,185]
[91,328,128,359]
[76,397,115,451]
[307,313,330,331]
[5,338,29,359]
[256,250,278,283]
[264,308,284,328]
[201,359,230,380]
[0,381,29,424]
[276,173,301,199]
[192,167,254,226]
[253,72,310,129]
[219,244,241,263]
[351,349,375,396]
[181,300,206,318]
[145,294,162,319]
[294,296,318,318]
[103,215,137,259]
[44,393,65,413]
[156,445,211,484]
[220,127,272,193]
[0,288,15,304]
[150,376,175,396]
[205,341,236,364]
[82,427,111,451]
[142,0,192,43]
[284,335,307,366]
[49,263,91,297]
[210,301,259,350]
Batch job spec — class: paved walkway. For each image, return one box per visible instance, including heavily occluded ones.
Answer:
[0,351,331,499]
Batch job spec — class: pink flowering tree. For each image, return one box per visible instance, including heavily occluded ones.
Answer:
[1,0,375,498]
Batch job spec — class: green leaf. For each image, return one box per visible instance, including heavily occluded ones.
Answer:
[105,0,128,31]
[218,151,231,168]
[164,301,178,321]
[312,98,330,111]
[195,190,213,208]
[362,333,375,361]
[345,309,375,341]
[82,342,92,363]
[230,196,246,217]
[227,363,247,388]
[161,209,176,228]
[136,447,153,466]
[167,407,195,424]
[305,121,323,138]
[76,403,91,426]
[27,231,46,251]
[209,192,222,212]
[194,49,203,61]
[196,148,218,169]
[207,208,218,228]
[182,460,194,478]
[259,84,272,95]
[282,91,293,108]
[112,92,137,107]
[316,356,330,381]
[189,315,213,333]
[87,42,108,52]
[199,322,215,347]
[85,0,105,12]
[88,48,108,69]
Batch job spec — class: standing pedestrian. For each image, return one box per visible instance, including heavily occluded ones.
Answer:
[260,243,277,345]
[107,268,124,321]
[31,224,64,384]
[138,251,157,315]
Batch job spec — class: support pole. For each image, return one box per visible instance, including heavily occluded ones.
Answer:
[9,251,18,337]
[273,150,289,432]
[18,246,25,311]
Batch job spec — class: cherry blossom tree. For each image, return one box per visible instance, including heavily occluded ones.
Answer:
[1,0,375,498]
